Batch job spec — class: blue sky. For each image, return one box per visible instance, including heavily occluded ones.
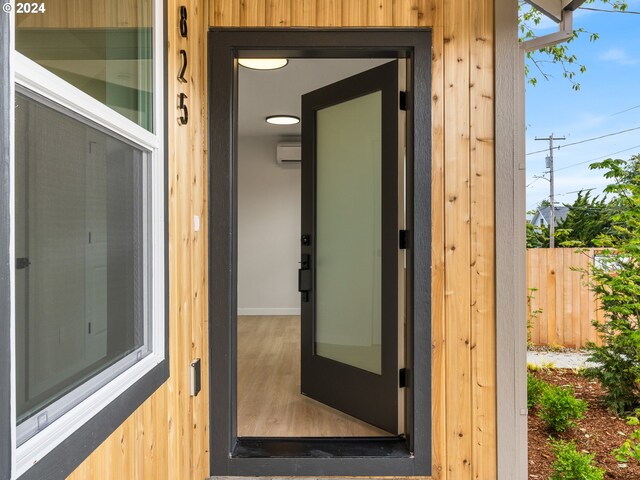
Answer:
[525,0,640,211]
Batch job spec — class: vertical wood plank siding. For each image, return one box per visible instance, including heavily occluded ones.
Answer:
[470,0,497,477]
[443,0,472,475]
[527,248,604,349]
[65,0,496,478]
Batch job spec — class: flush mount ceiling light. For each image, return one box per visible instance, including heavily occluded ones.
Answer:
[266,115,300,125]
[238,58,288,70]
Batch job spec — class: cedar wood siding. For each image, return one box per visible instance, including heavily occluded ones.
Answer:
[63,0,497,478]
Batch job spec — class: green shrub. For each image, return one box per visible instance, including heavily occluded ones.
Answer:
[527,362,541,372]
[583,156,640,414]
[538,384,587,433]
[583,326,640,414]
[527,372,548,409]
[613,428,640,464]
[549,439,604,480]
[627,415,640,426]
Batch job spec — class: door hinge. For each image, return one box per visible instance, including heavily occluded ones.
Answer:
[16,257,31,269]
[399,91,407,111]
[399,230,409,250]
[399,368,408,388]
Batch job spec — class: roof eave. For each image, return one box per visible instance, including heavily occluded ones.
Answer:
[524,0,587,23]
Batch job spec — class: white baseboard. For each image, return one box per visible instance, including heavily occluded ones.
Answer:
[237,308,301,316]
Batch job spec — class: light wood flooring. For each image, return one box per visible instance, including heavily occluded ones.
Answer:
[237,315,389,437]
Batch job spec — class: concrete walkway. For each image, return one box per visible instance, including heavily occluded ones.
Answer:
[526,350,596,369]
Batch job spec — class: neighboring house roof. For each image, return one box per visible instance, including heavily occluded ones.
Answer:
[530,206,570,227]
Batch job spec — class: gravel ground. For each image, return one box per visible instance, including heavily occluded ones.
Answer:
[527,350,596,369]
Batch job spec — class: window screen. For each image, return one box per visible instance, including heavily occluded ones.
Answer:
[14,89,151,445]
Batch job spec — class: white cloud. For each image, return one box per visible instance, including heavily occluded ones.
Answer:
[599,48,639,65]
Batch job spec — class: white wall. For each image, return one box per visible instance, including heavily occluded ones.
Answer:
[238,135,301,315]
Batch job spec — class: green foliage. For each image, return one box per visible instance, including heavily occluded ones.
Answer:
[549,439,605,480]
[584,155,640,414]
[526,191,613,248]
[527,372,548,409]
[520,0,628,91]
[555,191,613,248]
[627,415,640,426]
[538,384,587,433]
[612,429,640,464]
[526,218,549,248]
[526,288,543,346]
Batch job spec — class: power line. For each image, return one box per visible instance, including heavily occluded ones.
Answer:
[526,176,545,188]
[527,126,640,156]
[527,144,640,188]
[581,7,640,14]
[609,104,640,117]
[555,188,596,197]
[554,144,640,172]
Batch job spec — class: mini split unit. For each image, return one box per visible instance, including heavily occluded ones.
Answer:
[276,142,301,165]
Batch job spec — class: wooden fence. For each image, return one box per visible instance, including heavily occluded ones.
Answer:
[527,248,605,349]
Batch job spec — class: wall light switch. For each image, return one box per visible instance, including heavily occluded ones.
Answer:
[194,215,200,232]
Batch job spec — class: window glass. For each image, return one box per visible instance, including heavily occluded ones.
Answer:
[14,90,151,444]
[15,1,153,131]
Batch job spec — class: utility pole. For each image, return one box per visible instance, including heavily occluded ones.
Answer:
[535,133,566,248]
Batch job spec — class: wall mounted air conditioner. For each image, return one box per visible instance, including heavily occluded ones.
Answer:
[276,142,301,165]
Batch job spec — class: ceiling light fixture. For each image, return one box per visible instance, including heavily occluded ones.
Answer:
[266,115,300,126]
[238,58,289,70]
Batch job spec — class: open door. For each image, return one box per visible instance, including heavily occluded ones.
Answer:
[299,60,400,434]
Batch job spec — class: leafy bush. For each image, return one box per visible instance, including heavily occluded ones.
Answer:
[549,439,605,480]
[613,428,640,464]
[583,312,640,414]
[527,372,548,409]
[527,362,541,372]
[538,384,587,433]
[627,415,640,427]
[583,156,640,414]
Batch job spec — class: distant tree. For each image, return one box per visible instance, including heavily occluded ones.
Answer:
[526,192,612,248]
[526,214,550,248]
[555,191,613,247]
[590,154,640,247]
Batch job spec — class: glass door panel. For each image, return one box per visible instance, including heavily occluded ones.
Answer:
[315,91,382,375]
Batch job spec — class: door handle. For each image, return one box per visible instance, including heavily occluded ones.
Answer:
[298,253,311,302]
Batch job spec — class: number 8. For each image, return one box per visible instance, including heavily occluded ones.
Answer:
[179,6,188,38]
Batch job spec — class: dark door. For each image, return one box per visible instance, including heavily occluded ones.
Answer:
[299,60,399,434]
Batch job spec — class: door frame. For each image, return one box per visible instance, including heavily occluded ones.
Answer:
[208,28,432,477]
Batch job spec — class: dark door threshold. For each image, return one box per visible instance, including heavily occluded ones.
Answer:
[233,437,411,458]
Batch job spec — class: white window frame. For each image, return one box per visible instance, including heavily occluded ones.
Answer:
[8,0,165,476]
